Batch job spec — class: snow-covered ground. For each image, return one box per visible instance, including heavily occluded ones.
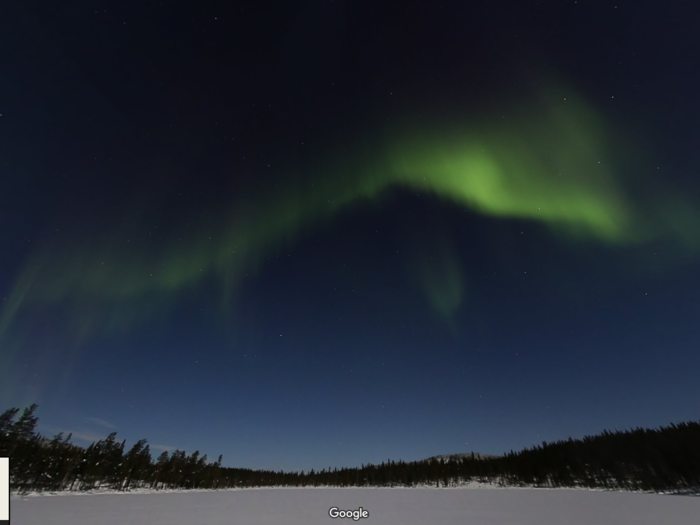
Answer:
[11,487,700,524]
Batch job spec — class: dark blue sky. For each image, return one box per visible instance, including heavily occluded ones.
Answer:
[2,0,700,472]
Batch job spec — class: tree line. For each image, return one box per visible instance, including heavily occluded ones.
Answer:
[1,404,698,493]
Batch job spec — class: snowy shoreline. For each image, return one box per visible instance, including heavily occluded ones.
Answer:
[13,482,697,499]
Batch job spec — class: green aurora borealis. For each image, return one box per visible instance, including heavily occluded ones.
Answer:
[2,87,698,364]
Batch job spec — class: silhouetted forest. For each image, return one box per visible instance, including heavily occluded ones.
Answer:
[2,405,698,493]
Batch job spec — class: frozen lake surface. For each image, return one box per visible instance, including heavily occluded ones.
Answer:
[11,487,700,525]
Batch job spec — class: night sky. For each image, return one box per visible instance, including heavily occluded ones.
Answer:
[2,1,700,472]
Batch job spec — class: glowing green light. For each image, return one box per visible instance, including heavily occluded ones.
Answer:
[1,86,697,355]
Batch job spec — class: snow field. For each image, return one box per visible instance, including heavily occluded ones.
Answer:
[11,487,700,525]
